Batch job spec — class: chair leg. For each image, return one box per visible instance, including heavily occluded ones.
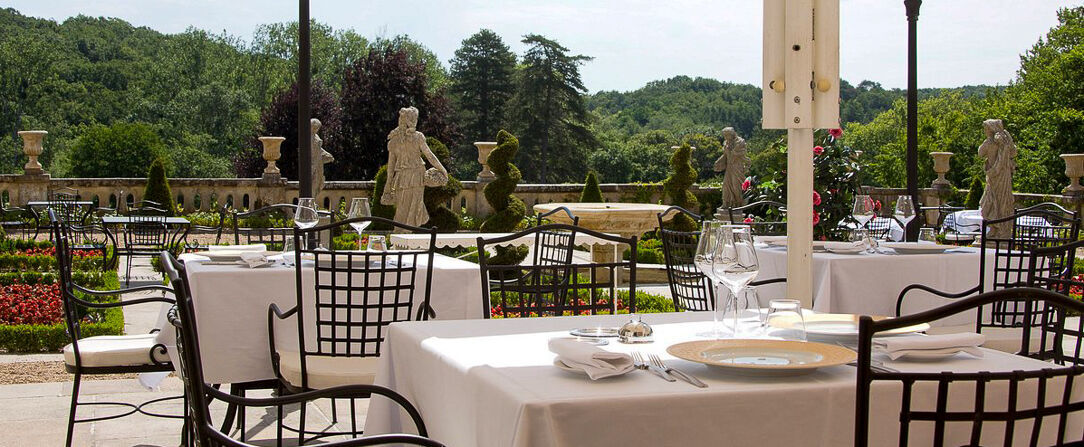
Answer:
[66,373,81,447]
[125,254,133,287]
[330,398,338,423]
[298,402,307,445]
[276,403,284,447]
[350,398,358,438]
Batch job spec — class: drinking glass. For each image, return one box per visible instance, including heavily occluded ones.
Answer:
[294,198,320,250]
[852,195,875,229]
[347,198,372,236]
[894,195,916,233]
[280,237,295,267]
[694,220,726,338]
[730,287,762,336]
[762,299,807,341]
[713,225,760,337]
[918,227,938,244]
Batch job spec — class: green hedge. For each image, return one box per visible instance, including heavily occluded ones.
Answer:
[0,271,124,352]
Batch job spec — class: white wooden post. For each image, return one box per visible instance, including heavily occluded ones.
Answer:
[762,0,840,308]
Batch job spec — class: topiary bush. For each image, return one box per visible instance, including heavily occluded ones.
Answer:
[662,143,700,231]
[423,137,463,232]
[480,130,528,265]
[965,176,984,210]
[580,171,604,202]
[370,165,397,231]
[143,158,175,216]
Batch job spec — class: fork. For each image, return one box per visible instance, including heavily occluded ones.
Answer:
[649,353,708,388]
[633,352,674,382]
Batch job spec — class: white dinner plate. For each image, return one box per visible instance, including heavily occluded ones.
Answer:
[879,242,955,254]
[756,236,787,247]
[667,339,856,376]
[196,250,276,262]
[770,314,930,340]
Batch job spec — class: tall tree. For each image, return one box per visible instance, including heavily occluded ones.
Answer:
[509,34,596,182]
[233,80,342,179]
[449,29,516,143]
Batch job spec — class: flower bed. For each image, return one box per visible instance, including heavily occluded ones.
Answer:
[489,288,675,318]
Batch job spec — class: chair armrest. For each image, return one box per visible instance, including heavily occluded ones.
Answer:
[895,283,981,316]
[73,283,174,297]
[67,292,175,309]
[267,303,298,383]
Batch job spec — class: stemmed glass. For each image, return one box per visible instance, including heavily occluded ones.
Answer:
[294,198,320,250]
[894,195,916,239]
[347,198,372,247]
[713,225,760,337]
[694,220,726,338]
[852,195,876,252]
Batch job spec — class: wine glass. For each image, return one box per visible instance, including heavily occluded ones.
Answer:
[348,198,372,237]
[852,195,875,229]
[294,198,320,250]
[694,220,726,338]
[894,195,916,236]
[713,225,760,337]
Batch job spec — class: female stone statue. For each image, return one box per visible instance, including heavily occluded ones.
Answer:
[713,127,748,208]
[381,106,448,227]
[978,118,1016,239]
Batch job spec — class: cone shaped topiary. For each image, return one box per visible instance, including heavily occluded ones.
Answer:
[662,143,699,231]
[480,130,528,265]
[143,158,175,216]
[965,176,984,210]
[423,137,462,232]
[580,171,604,203]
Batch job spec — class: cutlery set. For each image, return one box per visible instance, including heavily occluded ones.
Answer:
[632,352,708,387]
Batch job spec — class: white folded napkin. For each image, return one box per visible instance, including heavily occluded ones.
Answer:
[823,241,865,251]
[548,338,634,380]
[239,252,272,268]
[177,253,211,263]
[209,244,267,252]
[875,333,986,360]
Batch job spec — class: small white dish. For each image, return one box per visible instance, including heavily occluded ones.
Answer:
[880,242,955,255]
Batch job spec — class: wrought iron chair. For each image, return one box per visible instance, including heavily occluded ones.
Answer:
[479,224,637,317]
[1025,239,1084,365]
[162,252,442,447]
[268,216,437,443]
[49,186,80,201]
[532,206,579,268]
[184,206,226,252]
[657,206,714,311]
[720,200,787,235]
[862,215,897,240]
[854,287,1084,447]
[50,211,180,447]
[120,215,170,286]
[0,206,34,239]
[895,204,1080,352]
[232,204,333,249]
[125,200,169,216]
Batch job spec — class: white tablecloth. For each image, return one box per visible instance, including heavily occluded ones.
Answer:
[389,232,621,250]
[364,312,1081,447]
[156,253,483,384]
[756,246,994,325]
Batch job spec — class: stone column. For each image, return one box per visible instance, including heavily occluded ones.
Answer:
[474,142,497,182]
[259,137,285,181]
[1061,154,1084,197]
[17,131,47,176]
[930,152,953,191]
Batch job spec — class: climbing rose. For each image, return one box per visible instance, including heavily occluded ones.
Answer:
[743,217,754,224]
[813,191,822,206]
[741,178,751,191]
[813,146,824,156]
[829,128,843,138]
[813,210,821,225]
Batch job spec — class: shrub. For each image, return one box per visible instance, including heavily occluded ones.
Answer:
[480,130,528,265]
[488,285,674,318]
[965,176,984,210]
[68,122,167,178]
[0,271,122,352]
[662,143,699,231]
[143,158,175,215]
[423,137,463,232]
[369,166,396,231]
[580,171,604,202]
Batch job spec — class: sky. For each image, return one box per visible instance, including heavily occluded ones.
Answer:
[5,0,1081,93]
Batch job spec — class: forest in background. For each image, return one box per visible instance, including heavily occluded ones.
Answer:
[2,6,1081,195]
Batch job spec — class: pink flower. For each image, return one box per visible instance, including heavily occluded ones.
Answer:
[829,128,843,138]
[741,178,751,191]
[813,191,822,206]
[813,210,821,225]
[874,200,882,211]
[743,217,754,224]
[813,146,824,156]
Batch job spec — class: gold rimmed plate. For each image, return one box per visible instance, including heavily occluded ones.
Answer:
[770,313,930,339]
[667,339,856,376]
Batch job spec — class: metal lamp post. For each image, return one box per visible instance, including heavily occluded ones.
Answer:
[904,0,922,240]
[297,0,313,199]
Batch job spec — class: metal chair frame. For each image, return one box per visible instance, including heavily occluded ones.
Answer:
[720,200,787,235]
[232,204,333,249]
[657,206,714,311]
[1026,239,1084,366]
[855,287,1084,447]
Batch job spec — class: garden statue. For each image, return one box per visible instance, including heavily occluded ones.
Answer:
[381,106,449,228]
[311,118,334,199]
[978,119,1016,240]
[713,127,748,208]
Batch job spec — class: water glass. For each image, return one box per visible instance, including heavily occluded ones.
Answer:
[723,287,762,337]
[367,235,388,251]
[348,198,372,235]
[280,238,296,266]
[918,227,938,244]
[693,220,725,338]
[762,299,807,341]
[713,225,760,336]
[852,195,875,229]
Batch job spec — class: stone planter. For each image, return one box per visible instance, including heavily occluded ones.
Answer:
[17,130,47,175]
[474,142,497,182]
[930,152,953,190]
[259,136,286,177]
[1061,153,1084,196]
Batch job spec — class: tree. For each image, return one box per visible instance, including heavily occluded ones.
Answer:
[339,48,459,180]
[423,137,462,232]
[449,29,516,143]
[509,34,596,182]
[662,143,699,231]
[68,122,166,178]
[233,80,341,179]
[143,158,175,215]
[480,130,527,264]
[580,171,604,202]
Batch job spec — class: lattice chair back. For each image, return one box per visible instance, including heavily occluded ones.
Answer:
[656,206,714,312]
[1027,239,1084,366]
[50,210,84,342]
[533,206,580,268]
[124,215,169,249]
[863,215,896,240]
[854,287,1084,447]
[233,204,332,249]
[479,224,637,318]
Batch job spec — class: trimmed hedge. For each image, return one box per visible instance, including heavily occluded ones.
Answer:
[480,130,529,265]
[0,271,124,352]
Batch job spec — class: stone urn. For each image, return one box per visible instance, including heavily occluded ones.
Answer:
[259,136,286,177]
[17,130,47,175]
[1061,153,1084,196]
[930,152,954,190]
[474,142,498,182]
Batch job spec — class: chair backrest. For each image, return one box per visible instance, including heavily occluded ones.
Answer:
[49,186,79,201]
[50,211,87,368]
[1027,239,1084,365]
[124,215,169,248]
[233,204,332,248]
[478,224,637,318]
[723,200,786,235]
[656,206,714,312]
[854,287,1084,447]
[126,200,168,217]
[532,206,580,267]
[292,216,437,389]
[862,215,896,240]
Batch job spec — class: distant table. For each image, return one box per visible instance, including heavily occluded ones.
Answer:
[389,232,622,250]
[101,216,191,260]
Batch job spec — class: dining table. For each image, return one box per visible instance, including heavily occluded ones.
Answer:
[363,311,1083,447]
[158,251,484,384]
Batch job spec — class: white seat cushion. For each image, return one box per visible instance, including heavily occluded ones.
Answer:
[63,333,170,368]
[277,349,379,389]
[928,324,1053,354]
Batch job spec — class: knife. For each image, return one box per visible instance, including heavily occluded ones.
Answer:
[662,366,708,388]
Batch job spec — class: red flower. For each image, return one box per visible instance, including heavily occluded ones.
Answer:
[813,146,824,156]
[741,178,751,191]
[813,211,821,225]
[829,128,843,138]
[743,217,754,224]
[874,200,882,211]
[812,191,822,206]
